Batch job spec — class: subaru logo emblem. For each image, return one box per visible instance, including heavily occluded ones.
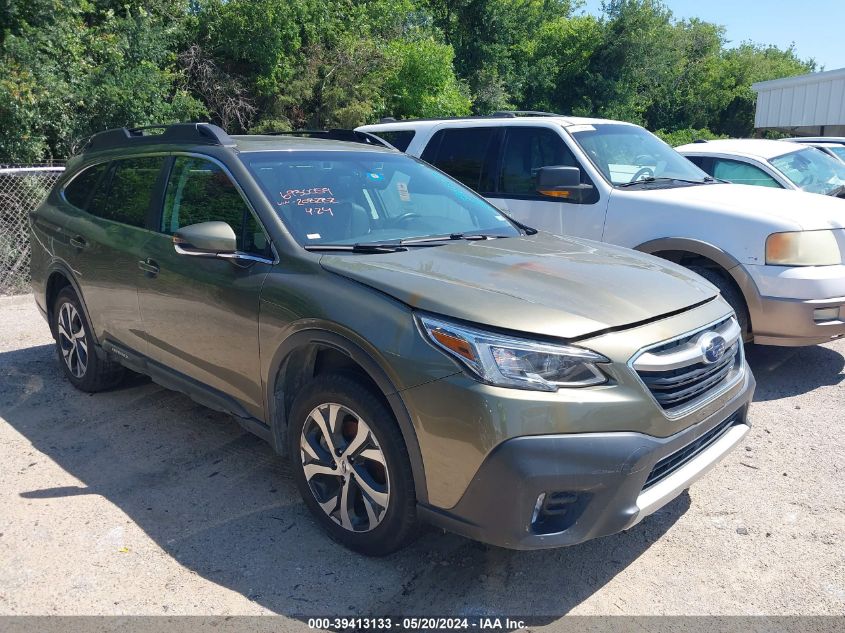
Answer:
[699,332,727,364]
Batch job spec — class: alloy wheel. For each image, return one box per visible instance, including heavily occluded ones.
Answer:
[299,403,390,532]
[57,302,88,378]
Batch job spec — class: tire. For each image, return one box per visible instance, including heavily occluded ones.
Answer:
[688,266,751,340]
[288,372,419,555]
[53,287,125,392]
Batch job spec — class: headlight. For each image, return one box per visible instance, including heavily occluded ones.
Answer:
[766,230,842,266]
[417,315,608,391]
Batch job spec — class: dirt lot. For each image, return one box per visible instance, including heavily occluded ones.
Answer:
[1,293,843,625]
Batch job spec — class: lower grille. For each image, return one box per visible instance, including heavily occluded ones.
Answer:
[644,412,741,489]
[632,316,743,415]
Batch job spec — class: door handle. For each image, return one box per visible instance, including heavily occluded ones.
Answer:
[138,258,160,276]
[69,235,87,249]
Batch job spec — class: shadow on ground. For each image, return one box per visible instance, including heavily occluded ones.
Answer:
[0,342,689,620]
[745,342,844,402]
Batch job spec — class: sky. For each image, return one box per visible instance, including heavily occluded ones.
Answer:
[580,0,845,71]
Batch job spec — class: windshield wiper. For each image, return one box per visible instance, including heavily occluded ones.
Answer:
[826,184,845,198]
[303,242,408,253]
[303,233,507,253]
[399,233,504,245]
[618,176,715,188]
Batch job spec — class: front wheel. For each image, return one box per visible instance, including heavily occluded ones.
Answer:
[288,372,419,555]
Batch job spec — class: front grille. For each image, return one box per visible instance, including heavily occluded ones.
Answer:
[644,412,741,489]
[637,341,739,409]
[632,317,742,415]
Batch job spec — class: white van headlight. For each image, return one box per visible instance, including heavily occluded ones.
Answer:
[766,230,842,266]
[417,315,608,391]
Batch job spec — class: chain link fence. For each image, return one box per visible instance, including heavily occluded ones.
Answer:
[0,165,65,296]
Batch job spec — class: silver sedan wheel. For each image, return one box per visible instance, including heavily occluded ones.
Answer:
[57,302,87,378]
[300,403,390,532]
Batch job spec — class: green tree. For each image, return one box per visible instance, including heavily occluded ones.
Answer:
[0,1,204,162]
[422,0,574,111]
[383,36,471,118]
[520,14,604,115]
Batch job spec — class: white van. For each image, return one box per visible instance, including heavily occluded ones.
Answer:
[359,114,845,346]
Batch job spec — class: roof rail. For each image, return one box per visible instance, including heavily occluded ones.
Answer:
[263,128,397,150]
[490,110,562,117]
[83,122,235,153]
[370,111,566,124]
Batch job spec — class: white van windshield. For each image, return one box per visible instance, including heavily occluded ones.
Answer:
[569,123,711,187]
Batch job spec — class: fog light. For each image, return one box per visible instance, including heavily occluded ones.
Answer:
[814,307,841,323]
[531,493,546,525]
[530,491,587,535]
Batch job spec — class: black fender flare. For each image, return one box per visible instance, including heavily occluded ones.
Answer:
[265,328,429,504]
[43,260,106,354]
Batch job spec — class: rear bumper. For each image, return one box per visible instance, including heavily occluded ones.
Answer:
[418,370,754,550]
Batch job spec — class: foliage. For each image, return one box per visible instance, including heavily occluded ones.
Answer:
[383,36,472,119]
[0,0,819,162]
[0,1,205,161]
[654,127,726,147]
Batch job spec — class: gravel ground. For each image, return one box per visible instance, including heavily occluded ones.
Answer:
[0,293,843,625]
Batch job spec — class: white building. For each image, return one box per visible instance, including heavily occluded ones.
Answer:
[752,67,845,136]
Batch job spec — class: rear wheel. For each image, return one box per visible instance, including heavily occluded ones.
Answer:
[688,265,751,340]
[288,372,418,555]
[53,287,124,392]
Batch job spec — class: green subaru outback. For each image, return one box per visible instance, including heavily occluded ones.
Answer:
[30,123,755,555]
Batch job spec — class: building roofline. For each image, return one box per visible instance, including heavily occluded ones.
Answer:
[752,67,845,92]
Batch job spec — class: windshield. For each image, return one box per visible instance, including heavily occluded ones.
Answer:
[241,152,521,246]
[770,147,845,195]
[569,123,710,186]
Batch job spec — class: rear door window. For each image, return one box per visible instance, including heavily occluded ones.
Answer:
[161,156,272,257]
[87,156,165,227]
[421,127,499,192]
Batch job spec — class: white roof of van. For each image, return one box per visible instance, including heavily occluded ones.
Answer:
[357,115,636,133]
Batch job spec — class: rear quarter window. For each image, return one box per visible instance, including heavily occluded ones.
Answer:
[63,163,110,210]
[375,130,416,152]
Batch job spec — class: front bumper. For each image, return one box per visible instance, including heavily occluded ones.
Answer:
[417,370,754,550]
[743,263,845,346]
[751,294,845,346]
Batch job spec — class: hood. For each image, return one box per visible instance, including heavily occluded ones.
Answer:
[617,182,844,231]
[320,233,718,340]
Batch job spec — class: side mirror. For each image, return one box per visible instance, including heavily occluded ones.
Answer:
[536,166,594,201]
[173,221,237,257]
